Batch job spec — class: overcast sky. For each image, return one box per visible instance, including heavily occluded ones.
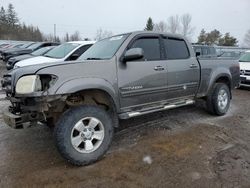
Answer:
[1,0,250,44]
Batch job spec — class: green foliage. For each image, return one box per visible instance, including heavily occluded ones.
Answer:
[197,29,238,46]
[218,33,238,46]
[145,17,154,31]
[198,29,206,44]
[0,4,43,41]
[206,29,221,45]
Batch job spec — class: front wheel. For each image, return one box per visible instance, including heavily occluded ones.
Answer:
[54,105,114,166]
[206,83,230,116]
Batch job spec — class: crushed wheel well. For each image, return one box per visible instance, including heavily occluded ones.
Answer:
[66,89,119,127]
[66,89,116,110]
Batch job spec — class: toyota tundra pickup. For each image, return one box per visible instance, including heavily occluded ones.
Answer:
[1,31,240,166]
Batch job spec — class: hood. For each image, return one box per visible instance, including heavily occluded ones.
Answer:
[0,47,21,53]
[6,59,105,88]
[239,62,250,70]
[9,54,34,62]
[15,56,63,68]
[9,60,82,82]
[4,48,32,54]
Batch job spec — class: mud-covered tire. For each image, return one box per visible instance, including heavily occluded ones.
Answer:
[206,83,230,116]
[54,105,114,166]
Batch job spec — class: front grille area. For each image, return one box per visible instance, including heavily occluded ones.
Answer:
[1,75,12,96]
[240,70,250,76]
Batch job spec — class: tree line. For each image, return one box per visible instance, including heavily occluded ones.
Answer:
[145,14,195,41]
[197,29,238,46]
[1,3,249,47]
[0,4,43,41]
[144,16,250,47]
[0,4,96,42]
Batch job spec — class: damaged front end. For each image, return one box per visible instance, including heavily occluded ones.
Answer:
[2,72,64,129]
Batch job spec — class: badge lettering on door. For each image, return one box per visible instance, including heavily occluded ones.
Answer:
[122,86,143,90]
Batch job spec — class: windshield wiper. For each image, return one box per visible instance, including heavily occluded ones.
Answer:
[44,54,53,58]
[86,57,103,60]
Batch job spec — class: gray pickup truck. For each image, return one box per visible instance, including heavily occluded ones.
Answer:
[1,31,239,166]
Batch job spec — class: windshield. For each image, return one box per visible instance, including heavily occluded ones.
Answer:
[12,43,23,48]
[31,47,52,56]
[220,51,241,58]
[79,34,129,60]
[239,52,250,62]
[44,43,80,59]
[20,42,34,48]
[27,42,42,50]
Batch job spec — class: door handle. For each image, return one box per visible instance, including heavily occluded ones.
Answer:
[190,64,198,68]
[154,66,165,71]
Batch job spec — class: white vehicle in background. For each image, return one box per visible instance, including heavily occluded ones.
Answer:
[239,50,250,87]
[14,41,95,69]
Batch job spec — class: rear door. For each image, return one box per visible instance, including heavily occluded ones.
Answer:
[118,35,167,111]
[162,37,200,99]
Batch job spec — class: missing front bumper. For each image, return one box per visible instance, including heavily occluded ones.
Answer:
[3,110,43,129]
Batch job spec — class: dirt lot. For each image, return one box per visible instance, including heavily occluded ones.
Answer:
[0,61,250,188]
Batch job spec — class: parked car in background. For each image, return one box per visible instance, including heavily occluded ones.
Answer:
[14,41,95,68]
[6,43,25,49]
[192,45,217,57]
[0,42,35,60]
[0,43,10,48]
[1,42,59,62]
[6,46,56,70]
[239,50,250,87]
[218,51,244,60]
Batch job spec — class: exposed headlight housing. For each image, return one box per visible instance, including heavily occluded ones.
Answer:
[16,75,41,94]
[15,74,57,94]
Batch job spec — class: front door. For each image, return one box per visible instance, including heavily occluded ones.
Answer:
[117,35,167,111]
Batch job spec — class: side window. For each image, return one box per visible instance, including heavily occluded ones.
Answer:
[202,47,209,56]
[130,37,161,61]
[67,44,92,61]
[209,47,216,55]
[164,38,189,59]
[193,47,201,54]
[40,43,51,48]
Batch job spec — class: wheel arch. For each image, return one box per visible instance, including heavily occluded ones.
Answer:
[208,73,232,99]
[55,78,120,111]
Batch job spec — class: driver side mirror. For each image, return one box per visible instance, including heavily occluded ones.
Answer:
[195,51,201,57]
[123,48,144,62]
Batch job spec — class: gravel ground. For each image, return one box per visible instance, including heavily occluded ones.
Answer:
[0,61,250,187]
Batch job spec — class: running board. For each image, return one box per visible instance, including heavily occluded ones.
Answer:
[119,99,195,119]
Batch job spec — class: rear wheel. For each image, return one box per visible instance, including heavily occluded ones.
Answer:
[206,83,230,116]
[54,105,114,166]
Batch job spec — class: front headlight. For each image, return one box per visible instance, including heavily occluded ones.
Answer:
[16,75,41,94]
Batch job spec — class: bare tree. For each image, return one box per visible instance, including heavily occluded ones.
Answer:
[70,31,81,41]
[43,33,54,42]
[95,28,113,41]
[167,15,180,34]
[180,13,195,40]
[63,32,70,42]
[244,29,250,47]
[154,21,167,32]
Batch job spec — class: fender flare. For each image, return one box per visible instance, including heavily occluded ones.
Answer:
[206,69,232,96]
[55,77,119,110]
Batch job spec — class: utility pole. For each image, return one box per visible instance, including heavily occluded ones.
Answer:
[54,24,56,42]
